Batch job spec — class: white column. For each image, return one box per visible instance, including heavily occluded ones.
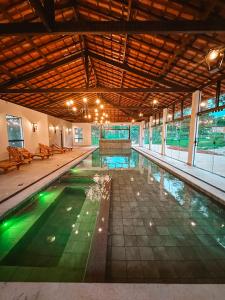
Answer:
[161,108,167,155]
[187,90,201,166]
[149,116,153,150]
[139,121,144,147]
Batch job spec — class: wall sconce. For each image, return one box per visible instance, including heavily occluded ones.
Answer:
[32,122,38,132]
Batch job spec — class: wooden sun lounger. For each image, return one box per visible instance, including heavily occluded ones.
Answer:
[51,144,66,154]
[39,143,54,156]
[7,146,32,164]
[19,148,50,160]
[52,144,73,152]
[0,160,20,172]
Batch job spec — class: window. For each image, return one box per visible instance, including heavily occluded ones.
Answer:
[102,125,129,140]
[165,118,190,163]
[151,125,162,153]
[91,125,100,145]
[130,125,140,145]
[6,115,24,147]
[74,127,83,143]
[194,109,225,177]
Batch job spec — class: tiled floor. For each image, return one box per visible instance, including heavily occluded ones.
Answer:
[106,169,225,283]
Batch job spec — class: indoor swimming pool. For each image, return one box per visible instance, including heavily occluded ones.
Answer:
[0,149,225,283]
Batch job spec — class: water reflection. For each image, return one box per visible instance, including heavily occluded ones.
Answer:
[77,149,225,251]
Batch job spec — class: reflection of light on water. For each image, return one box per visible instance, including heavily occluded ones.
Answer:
[75,230,79,235]
[191,221,196,227]
[216,237,225,249]
[66,207,72,211]
[47,235,55,243]
[199,205,209,217]
[72,224,75,228]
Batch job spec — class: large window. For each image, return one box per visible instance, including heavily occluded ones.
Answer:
[165,118,190,162]
[151,125,162,153]
[102,125,129,140]
[194,109,225,176]
[91,125,100,145]
[130,125,140,145]
[6,115,24,147]
[74,127,83,143]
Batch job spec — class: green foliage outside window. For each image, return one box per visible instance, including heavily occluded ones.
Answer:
[166,118,190,149]
[197,110,225,150]
[91,125,100,145]
[152,125,162,145]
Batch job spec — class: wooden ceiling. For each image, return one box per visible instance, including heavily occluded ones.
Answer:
[0,0,225,122]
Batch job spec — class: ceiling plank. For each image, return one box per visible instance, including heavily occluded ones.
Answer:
[0,51,83,89]
[88,51,190,90]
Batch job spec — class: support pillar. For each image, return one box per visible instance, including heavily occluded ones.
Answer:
[149,116,153,150]
[139,121,144,147]
[187,90,201,166]
[161,108,167,155]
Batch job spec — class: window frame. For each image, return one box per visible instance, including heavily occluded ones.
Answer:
[6,114,24,148]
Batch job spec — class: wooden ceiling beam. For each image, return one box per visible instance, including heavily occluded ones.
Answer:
[29,0,55,32]
[88,51,189,90]
[0,51,83,89]
[0,19,225,36]
[0,86,193,94]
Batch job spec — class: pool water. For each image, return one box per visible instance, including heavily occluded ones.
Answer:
[0,174,108,282]
[78,149,225,283]
[0,149,225,283]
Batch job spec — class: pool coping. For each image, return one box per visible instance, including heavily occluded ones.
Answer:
[0,282,225,300]
[134,146,225,206]
[0,148,96,219]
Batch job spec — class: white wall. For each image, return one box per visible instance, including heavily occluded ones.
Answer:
[0,100,49,160]
[48,115,73,148]
[0,99,73,160]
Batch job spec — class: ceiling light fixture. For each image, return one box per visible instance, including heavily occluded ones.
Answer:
[96,98,100,104]
[66,100,74,106]
[83,97,87,103]
[205,48,224,73]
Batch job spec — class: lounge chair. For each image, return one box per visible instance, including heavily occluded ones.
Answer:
[39,143,54,156]
[0,160,20,172]
[52,144,72,152]
[19,148,50,160]
[7,146,32,164]
[51,144,66,153]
